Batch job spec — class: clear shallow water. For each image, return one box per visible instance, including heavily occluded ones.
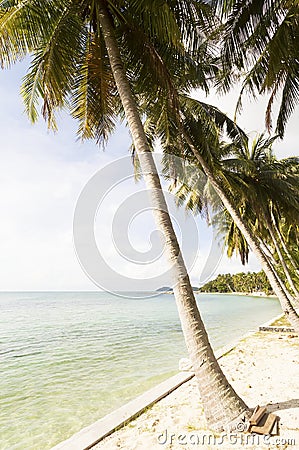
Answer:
[0,291,281,450]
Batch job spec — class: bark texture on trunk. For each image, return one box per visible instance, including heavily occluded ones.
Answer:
[184,134,299,333]
[98,1,250,432]
[270,217,299,307]
[266,218,299,299]
[270,207,299,273]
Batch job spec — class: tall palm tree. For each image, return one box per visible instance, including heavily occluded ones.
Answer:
[0,0,250,431]
[228,137,299,299]
[145,96,299,331]
[183,120,299,334]
[213,0,299,137]
[171,139,298,297]
[209,181,299,300]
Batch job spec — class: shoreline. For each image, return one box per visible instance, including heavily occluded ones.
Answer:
[51,313,299,450]
[163,291,278,298]
[197,292,278,298]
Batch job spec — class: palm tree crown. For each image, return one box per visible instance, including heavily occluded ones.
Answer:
[0,0,215,139]
[214,0,299,137]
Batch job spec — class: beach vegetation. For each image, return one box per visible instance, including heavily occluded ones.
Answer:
[199,270,273,295]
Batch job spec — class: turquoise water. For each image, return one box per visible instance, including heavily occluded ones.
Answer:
[0,292,281,450]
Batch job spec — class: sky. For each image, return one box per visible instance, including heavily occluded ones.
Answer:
[0,60,298,291]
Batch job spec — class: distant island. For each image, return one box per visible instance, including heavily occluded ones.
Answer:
[156,287,173,292]
[199,270,273,295]
[156,286,199,293]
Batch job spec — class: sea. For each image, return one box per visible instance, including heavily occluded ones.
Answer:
[0,291,281,450]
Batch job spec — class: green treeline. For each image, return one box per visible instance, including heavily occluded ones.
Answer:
[199,271,273,295]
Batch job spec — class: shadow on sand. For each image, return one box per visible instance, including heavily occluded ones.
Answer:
[267,398,299,413]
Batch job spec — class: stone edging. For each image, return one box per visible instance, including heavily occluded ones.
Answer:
[50,371,194,450]
[50,316,282,450]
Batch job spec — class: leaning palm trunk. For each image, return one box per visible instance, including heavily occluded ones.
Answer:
[265,217,299,299]
[184,134,299,333]
[270,207,299,274]
[98,0,250,432]
[267,223,299,308]
[258,240,277,266]
[272,220,299,308]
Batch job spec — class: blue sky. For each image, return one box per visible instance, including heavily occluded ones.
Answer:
[0,61,298,291]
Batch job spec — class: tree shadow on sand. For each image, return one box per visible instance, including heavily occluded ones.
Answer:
[267,399,299,413]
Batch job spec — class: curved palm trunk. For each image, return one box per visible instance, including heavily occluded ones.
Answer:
[266,217,299,299]
[267,227,299,308]
[184,134,299,332]
[270,205,299,274]
[97,1,250,432]
[258,239,277,266]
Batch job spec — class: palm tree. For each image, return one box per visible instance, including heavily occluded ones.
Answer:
[211,182,299,300]
[213,0,299,137]
[171,143,296,297]
[232,138,299,300]
[183,119,299,334]
[146,96,299,331]
[0,0,250,431]
[217,134,299,295]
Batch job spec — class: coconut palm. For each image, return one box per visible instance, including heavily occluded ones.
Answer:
[183,119,299,333]
[213,203,299,299]
[213,0,299,137]
[224,136,299,299]
[145,96,299,330]
[0,0,251,431]
[211,184,299,300]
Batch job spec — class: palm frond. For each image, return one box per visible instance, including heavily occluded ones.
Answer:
[71,30,118,144]
[20,1,84,128]
[215,0,299,136]
[276,72,299,137]
[0,0,44,67]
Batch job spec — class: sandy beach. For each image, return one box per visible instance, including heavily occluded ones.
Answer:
[92,330,299,450]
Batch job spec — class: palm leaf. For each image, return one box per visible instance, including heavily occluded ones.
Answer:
[20,1,84,127]
[71,30,119,143]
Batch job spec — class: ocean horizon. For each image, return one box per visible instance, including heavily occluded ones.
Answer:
[0,291,281,450]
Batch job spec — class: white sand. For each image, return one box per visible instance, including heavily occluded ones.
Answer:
[92,331,299,450]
